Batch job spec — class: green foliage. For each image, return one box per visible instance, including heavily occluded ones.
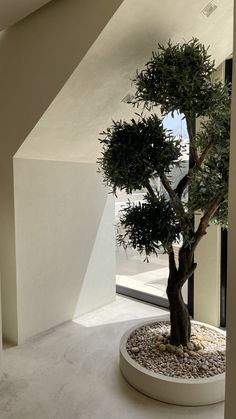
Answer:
[195,85,231,152]
[98,115,182,194]
[215,200,228,228]
[98,38,231,260]
[118,196,181,256]
[134,38,220,117]
[189,161,228,224]
[189,87,231,227]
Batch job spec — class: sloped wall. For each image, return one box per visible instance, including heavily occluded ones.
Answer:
[0,0,52,30]
[0,0,233,345]
[0,0,123,343]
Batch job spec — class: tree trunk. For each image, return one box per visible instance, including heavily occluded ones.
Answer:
[166,247,195,346]
[167,279,191,345]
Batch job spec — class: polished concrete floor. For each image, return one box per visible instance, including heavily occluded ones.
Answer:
[116,246,188,301]
[0,296,224,419]
[116,246,169,298]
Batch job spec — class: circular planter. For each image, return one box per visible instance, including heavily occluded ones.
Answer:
[120,319,225,406]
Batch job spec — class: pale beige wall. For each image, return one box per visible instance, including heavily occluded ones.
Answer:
[0,0,123,343]
[0,282,2,376]
[194,64,224,328]
[14,159,115,343]
[194,218,221,327]
[0,0,233,345]
[0,0,52,30]
[225,4,236,416]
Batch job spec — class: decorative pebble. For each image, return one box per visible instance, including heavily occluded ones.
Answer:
[176,348,184,357]
[159,344,166,352]
[187,343,195,351]
[156,335,164,342]
[126,321,225,379]
[194,343,202,351]
[195,335,204,341]
[200,364,209,371]
[131,347,140,354]
[166,344,176,353]
[188,350,198,358]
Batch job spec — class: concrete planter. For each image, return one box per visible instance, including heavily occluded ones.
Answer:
[120,320,225,406]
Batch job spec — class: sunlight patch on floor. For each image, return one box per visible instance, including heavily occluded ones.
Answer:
[73,295,168,327]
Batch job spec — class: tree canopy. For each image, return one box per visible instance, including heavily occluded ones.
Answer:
[98,38,230,258]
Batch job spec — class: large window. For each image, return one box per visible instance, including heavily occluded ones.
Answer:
[220,57,232,327]
[116,111,190,308]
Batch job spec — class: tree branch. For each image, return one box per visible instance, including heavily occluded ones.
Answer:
[198,138,215,166]
[186,117,200,168]
[145,180,157,200]
[160,173,175,199]
[175,138,215,198]
[190,192,224,258]
[175,118,215,198]
[175,136,214,198]
[175,171,192,197]
[168,245,177,275]
[160,173,193,232]
[178,262,197,288]
[174,117,199,198]
[168,244,197,288]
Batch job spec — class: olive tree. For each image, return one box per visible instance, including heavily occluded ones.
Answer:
[98,39,230,345]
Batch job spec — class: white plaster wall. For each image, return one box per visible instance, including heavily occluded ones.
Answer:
[0,281,2,376]
[194,218,221,327]
[0,0,123,343]
[0,0,52,30]
[14,158,115,343]
[193,66,224,328]
[225,3,236,415]
[17,0,233,164]
[0,0,233,344]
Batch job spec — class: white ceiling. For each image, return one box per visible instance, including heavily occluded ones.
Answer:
[0,0,52,30]
[16,0,234,163]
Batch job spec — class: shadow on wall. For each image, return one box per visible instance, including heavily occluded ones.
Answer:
[0,0,124,159]
[14,159,115,343]
[0,0,123,343]
[0,0,52,30]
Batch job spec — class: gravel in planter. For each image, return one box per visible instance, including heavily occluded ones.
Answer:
[126,321,225,379]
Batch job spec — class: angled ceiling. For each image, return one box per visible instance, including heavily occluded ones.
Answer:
[0,0,52,30]
[16,0,233,163]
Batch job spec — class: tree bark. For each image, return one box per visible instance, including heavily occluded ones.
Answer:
[166,247,194,346]
[167,278,191,345]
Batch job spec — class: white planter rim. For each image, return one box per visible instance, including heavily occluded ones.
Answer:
[120,317,226,406]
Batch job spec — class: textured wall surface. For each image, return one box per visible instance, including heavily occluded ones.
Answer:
[225,3,236,416]
[14,159,115,343]
[0,0,123,343]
